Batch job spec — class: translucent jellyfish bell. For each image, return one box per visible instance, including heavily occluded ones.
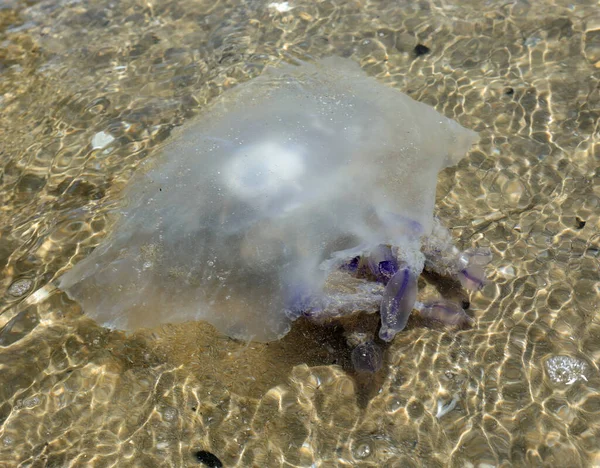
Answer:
[224,141,306,213]
[58,57,479,341]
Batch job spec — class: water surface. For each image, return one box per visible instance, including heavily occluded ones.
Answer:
[1,0,600,466]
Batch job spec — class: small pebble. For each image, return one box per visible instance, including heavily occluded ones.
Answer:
[194,450,223,468]
[414,44,430,56]
[524,36,541,47]
[353,442,372,459]
[7,278,33,297]
[162,407,177,421]
[388,398,402,412]
[268,2,292,13]
[91,131,114,149]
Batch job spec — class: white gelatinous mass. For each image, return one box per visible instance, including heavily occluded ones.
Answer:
[58,57,479,341]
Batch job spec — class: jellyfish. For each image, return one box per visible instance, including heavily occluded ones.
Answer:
[56,56,487,343]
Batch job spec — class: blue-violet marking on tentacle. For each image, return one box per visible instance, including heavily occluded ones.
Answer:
[367,244,398,284]
[378,265,418,341]
[416,299,474,327]
[351,341,383,373]
[283,284,321,320]
[458,265,487,291]
[378,260,397,282]
[319,243,370,273]
[458,247,492,290]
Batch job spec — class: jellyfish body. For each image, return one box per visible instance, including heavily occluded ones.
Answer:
[58,57,480,341]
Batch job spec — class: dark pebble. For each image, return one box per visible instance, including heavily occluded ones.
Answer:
[575,217,586,229]
[414,44,430,56]
[505,87,514,95]
[195,450,223,468]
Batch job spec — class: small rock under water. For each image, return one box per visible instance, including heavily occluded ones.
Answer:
[194,450,222,468]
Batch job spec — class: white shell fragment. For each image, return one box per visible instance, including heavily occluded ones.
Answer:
[91,131,115,149]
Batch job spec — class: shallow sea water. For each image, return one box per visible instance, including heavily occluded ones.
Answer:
[1,0,599,466]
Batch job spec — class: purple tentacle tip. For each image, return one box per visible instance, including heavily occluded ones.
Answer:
[378,260,398,283]
[367,245,398,284]
[351,341,383,373]
[418,300,474,327]
[378,265,418,342]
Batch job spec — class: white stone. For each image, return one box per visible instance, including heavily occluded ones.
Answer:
[91,131,114,149]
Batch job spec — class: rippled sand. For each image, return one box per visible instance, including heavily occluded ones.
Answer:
[1,0,600,466]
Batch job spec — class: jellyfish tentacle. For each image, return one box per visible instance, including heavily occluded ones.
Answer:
[415,300,473,327]
[351,341,383,373]
[367,244,398,284]
[378,264,418,341]
[458,247,492,290]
